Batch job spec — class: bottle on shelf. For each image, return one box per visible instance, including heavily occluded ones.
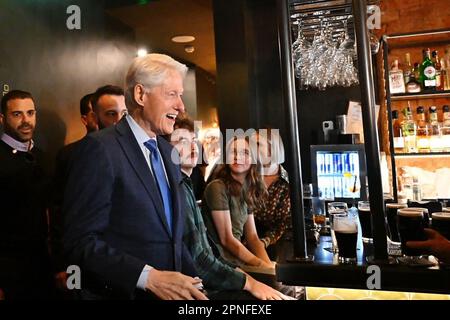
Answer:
[413,62,421,82]
[432,50,444,91]
[412,176,422,201]
[443,105,450,125]
[400,172,414,200]
[415,106,430,153]
[428,106,442,152]
[405,67,421,93]
[389,59,406,94]
[403,53,413,85]
[442,105,450,152]
[442,68,448,91]
[443,45,450,90]
[392,110,404,153]
[420,48,437,91]
[401,106,417,153]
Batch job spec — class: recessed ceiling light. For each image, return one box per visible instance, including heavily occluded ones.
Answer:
[171,35,195,43]
[184,45,195,53]
[137,48,148,57]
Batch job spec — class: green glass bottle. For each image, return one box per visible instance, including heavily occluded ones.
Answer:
[420,48,436,91]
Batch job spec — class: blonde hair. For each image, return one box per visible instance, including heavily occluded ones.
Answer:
[252,128,285,165]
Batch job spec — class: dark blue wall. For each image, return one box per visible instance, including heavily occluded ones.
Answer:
[0,0,136,172]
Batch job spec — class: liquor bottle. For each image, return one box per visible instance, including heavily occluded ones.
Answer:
[442,66,448,91]
[412,176,422,201]
[401,106,417,153]
[443,45,450,90]
[389,59,406,94]
[420,49,437,91]
[415,106,430,153]
[428,106,442,152]
[442,105,450,152]
[432,50,444,91]
[406,68,421,93]
[392,110,404,153]
[413,62,421,81]
[403,53,413,85]
[443,105,450,126]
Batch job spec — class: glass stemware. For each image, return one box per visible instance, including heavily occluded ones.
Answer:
[293,16,359,90]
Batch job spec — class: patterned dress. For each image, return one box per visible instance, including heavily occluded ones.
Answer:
[253,166,291,247]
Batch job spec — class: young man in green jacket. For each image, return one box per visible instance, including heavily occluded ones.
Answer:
[168,116,289,300]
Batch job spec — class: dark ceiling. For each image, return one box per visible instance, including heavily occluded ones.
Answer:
[107,0,216,76]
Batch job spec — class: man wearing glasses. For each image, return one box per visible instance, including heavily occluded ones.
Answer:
[0,90,52,299]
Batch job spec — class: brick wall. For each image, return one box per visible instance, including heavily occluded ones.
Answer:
[378,0,450,36]
[376,0,450,191]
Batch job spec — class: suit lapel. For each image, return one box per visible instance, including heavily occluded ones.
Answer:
[115,119,172,237]
[157,136,183,240]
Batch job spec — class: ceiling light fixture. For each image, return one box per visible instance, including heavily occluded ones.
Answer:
[184,45,195,53]
[171,35,195,43]
[137,48,148,57]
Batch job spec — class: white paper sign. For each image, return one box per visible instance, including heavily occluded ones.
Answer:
[346,101,380,143]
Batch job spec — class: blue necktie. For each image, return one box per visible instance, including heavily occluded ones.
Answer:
[144,139,172,234]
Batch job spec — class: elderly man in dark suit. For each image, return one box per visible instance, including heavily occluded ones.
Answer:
[63,54,206,300]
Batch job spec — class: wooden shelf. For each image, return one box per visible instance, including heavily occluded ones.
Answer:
[384,29,450,50]
[390,91,450,101]
[394,152,450,157]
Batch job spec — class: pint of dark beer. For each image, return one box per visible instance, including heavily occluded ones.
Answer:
[328,202,348,253]
[386,203,407,243]
[334,214,358,263]
[397,209,427,256]
[403,207,430,228]
[432,212,450,240]
[357,201,372,243]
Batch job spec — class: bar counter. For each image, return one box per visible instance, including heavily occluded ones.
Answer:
[276,235,450,295]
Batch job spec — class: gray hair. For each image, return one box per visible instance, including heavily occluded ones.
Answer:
[125,53,188,110]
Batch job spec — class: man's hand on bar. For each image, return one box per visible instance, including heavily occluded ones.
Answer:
[407,228,450,264]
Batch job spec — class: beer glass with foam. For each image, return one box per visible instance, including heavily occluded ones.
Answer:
[386,203,407,243]
[357,201,372,243]
[328,202,348,253]
[334,214,358,263]
[432,212,450,240]
[397,208,427,258]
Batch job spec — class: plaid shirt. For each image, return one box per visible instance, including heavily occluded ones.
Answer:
[182,173,246,291]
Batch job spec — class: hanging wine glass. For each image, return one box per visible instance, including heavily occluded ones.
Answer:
[292,13,359,90]
[339,19,355,55]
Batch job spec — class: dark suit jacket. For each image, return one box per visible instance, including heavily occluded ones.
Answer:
[63,117,197,299]
[0,140,52,298]
[50,139,84,272]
